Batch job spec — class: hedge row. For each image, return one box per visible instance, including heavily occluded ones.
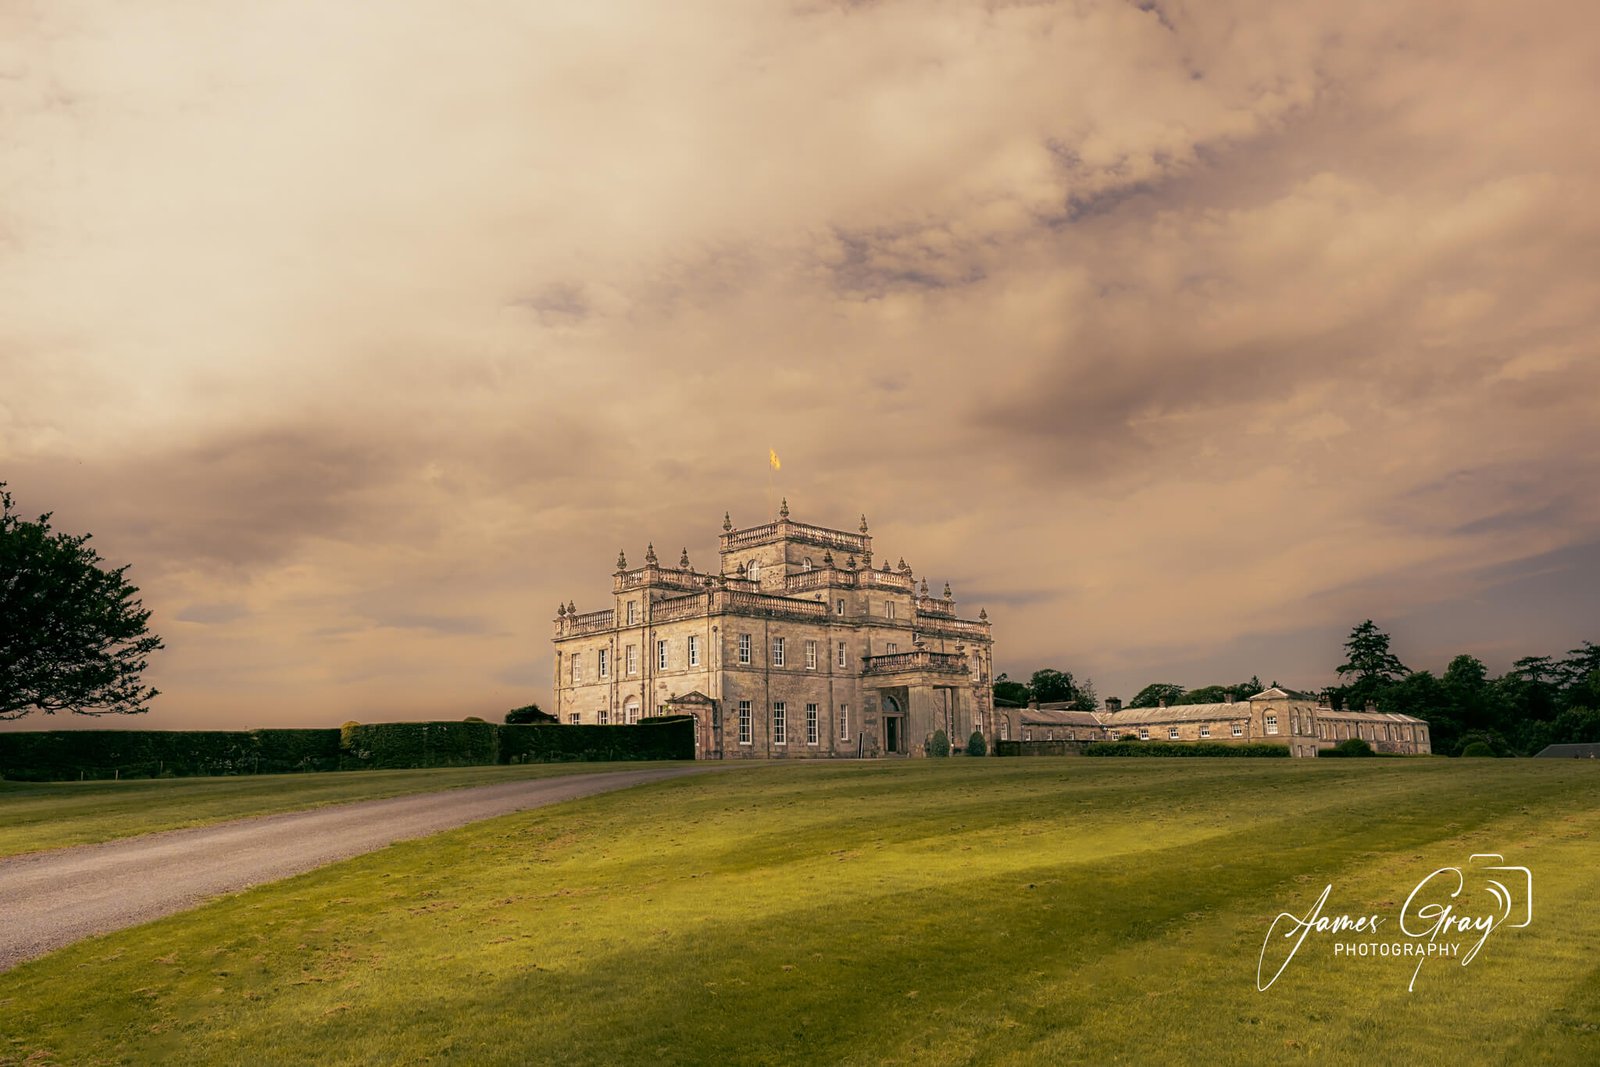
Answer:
[0,728,341,781]
[338,721,499,770]
[0,718,698,780]
[1082,741,1291,758]
[497,717,695,764]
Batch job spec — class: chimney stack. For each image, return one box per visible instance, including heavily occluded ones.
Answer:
[1365,699,1377,713]
[1105,697,1123,713]
[1158,696,1168,709]
[1224,692,1235,704]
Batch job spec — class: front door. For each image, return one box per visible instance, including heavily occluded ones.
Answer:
[885,716,900,754]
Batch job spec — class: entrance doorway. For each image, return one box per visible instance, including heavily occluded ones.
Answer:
[882,693,904,755]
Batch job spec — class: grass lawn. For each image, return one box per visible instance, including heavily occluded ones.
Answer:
[2,758,1597,1065]
[0,763,694,858]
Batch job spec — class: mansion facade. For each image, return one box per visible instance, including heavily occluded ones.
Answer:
[551,504,994,758]
[996,689,1432,757]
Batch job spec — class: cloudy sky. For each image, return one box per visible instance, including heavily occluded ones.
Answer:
[4,0,1597,729]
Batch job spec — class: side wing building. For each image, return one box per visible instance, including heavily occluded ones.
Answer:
[551,503,994,758]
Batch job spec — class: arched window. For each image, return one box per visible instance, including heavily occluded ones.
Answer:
[746,559,762,581]
[802,557,813,572]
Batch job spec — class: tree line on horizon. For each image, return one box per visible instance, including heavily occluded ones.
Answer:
[996,621,1600,757]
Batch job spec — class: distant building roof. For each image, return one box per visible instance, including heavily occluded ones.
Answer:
[1022,707,1103,728]
[1101,702,1254,725]
[1534,743,1600,759]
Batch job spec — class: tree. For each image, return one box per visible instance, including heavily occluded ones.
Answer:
[1331,620,1409,711]
[1028,668,1077,704]
[504,703,556,724]
[1,484,163,719]
[1336,621,1409,684]
[992,672,1030,707]
[1129,683,1185,709]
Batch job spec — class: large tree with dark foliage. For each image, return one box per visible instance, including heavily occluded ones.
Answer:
[504,703,556,724]
[1,484,163,719]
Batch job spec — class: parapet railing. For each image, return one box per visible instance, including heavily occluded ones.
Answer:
[861,650,969,675]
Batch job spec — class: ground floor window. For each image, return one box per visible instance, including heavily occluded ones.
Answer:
[839,704,849,740]
[1199,724,1211,738]
[738,701,752,745]
[773,702,787,745]
[806,703,819,744]
[626,702,639,724]
[1265,714,1279,735]
[569,713,580,725]
[598,708,609,725]
[1168,726,1179,740]
[1139,728,1150,741]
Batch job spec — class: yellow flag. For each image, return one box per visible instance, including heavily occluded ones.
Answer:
[769,448,781,471]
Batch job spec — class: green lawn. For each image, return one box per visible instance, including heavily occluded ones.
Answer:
[0,763,693,858]
[2,759,1597,1065]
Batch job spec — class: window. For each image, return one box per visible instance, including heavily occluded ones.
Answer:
[738,701,752,745]
[835,598,845,616]
[806,703,819,745]
[885,601,896,620]
[571,655,581,684]
[687,634,700,668]
[837,641,847,668]
[626,644,639,675]
[1139,728,1150,741]
[657,640,669,670]
[627,601,640,625]
[773,701,787,745]
[772,636,786,667]
[1265,714,1279,735]
[886,642,898,654]
[597,648,609,679]
[839,704,850,740]
[1199,724,1211,738]
[626,702,639,725]
[1000,720,1009,741]
[566,713,578,724]
[1168,726,1180,740]
[1023,728,1032,741]
[802,558,813,572]
[738,633,752,665]
[746,559,762,581]
[598,708,609,725]
[804,640,817,670]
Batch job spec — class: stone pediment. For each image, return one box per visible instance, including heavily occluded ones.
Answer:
[665,690,717,706]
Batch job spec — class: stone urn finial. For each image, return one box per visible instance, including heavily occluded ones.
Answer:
[859,514,869,534]
[644,543,657,565]
[822,548,834,566]
[557,603,566,618]
[616,549,627,571]
[723,511,733,532]
[679,547,691,569]
[779,497,790,520]
[943,581,952,599]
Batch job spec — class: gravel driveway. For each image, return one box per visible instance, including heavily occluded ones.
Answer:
[0,766,705,971]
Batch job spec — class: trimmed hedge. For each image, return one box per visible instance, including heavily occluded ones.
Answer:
[0,728,341,781]
[339,721,499,770]
[1082,741,1290,758]
[0,717,698,780]
[498,719,694,763]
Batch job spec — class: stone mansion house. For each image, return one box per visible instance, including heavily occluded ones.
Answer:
[551,504,994,758]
